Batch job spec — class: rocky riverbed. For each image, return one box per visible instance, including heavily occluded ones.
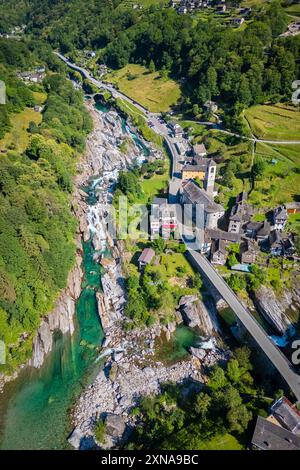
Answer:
[67,101,231,450]
[0,100,149,392]
[69,305,229,450]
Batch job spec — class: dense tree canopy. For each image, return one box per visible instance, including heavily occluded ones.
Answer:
[0,42,92,372]
[1,0,298,127]
[126,347,260,450]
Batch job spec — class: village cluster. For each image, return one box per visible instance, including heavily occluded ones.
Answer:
[170,0,251,27]
[138,120,299,273]
[0,24,26,40]
[280,20,300,37]
[16,66,46,84]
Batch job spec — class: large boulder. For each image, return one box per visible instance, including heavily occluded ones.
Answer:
[179,296,214,335]
[252,285,293,334]
[101,413,127,448]
[105,414,126,438]
[189,347,207,361]
[68,427,84,449]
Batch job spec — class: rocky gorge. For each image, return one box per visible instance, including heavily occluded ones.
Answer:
[0,98,168,449]
[252,281,300,336]
[0,101,144,393]
[66,101,230,449]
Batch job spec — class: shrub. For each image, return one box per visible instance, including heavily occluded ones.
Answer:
[94,419,106,445]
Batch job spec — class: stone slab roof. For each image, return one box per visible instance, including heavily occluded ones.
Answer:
[182,180,224,214]
[252,416,300,450]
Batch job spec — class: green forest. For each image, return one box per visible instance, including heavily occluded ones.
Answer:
[0,39,92,372]
[0,0,299,371]
[1,0,299,131]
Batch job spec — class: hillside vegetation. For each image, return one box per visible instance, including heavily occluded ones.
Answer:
[0,39,92,373]
[126,347,270,450]
[105,64,181,112]
[1,0,299,132]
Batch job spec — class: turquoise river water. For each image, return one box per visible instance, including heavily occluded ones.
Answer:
[0,190,105,449]
[0,102,199,449]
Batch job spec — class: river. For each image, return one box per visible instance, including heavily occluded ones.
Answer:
[0,101,158,449]
[0,191,105,449]
[0,99,227,449]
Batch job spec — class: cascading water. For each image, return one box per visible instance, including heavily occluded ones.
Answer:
[0,166,109,449]
[0,101,151,449]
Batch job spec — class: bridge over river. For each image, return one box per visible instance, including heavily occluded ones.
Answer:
[186,249,300,402]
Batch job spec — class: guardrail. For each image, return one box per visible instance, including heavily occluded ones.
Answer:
[185,249,300,402]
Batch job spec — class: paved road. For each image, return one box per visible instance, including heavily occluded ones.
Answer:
[57,52,300,400]
[57,52,300,146]
[56,52,183,203]
[55,52,171,135]
[186,249,300,401]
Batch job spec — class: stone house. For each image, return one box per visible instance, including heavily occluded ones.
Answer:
[210,239,229,265]
[204,100,218,113]
[273,205,288,231]
[228,191,253,234]
[245,220,271,243]
[193,143,207,157]
[270,397,300,436]
[138,248,155,271]
[200,228,241,257]
[252,396,300,450]
[240,239,258,264]
[256,221,271,244]
[268,230,295,257]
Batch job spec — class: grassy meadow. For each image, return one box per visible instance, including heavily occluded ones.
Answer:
[198,433,243,450]
[105,64,181,112]
[244,103,300,141]
[0,91,46,153]
[284,2,300,17]
[139,168,170,204]
[0,108,42,153]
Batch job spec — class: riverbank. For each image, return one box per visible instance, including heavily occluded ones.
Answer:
[68,101,230,450]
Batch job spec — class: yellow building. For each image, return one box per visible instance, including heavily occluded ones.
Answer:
[181,158,217,196]
[182,165,205,181]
